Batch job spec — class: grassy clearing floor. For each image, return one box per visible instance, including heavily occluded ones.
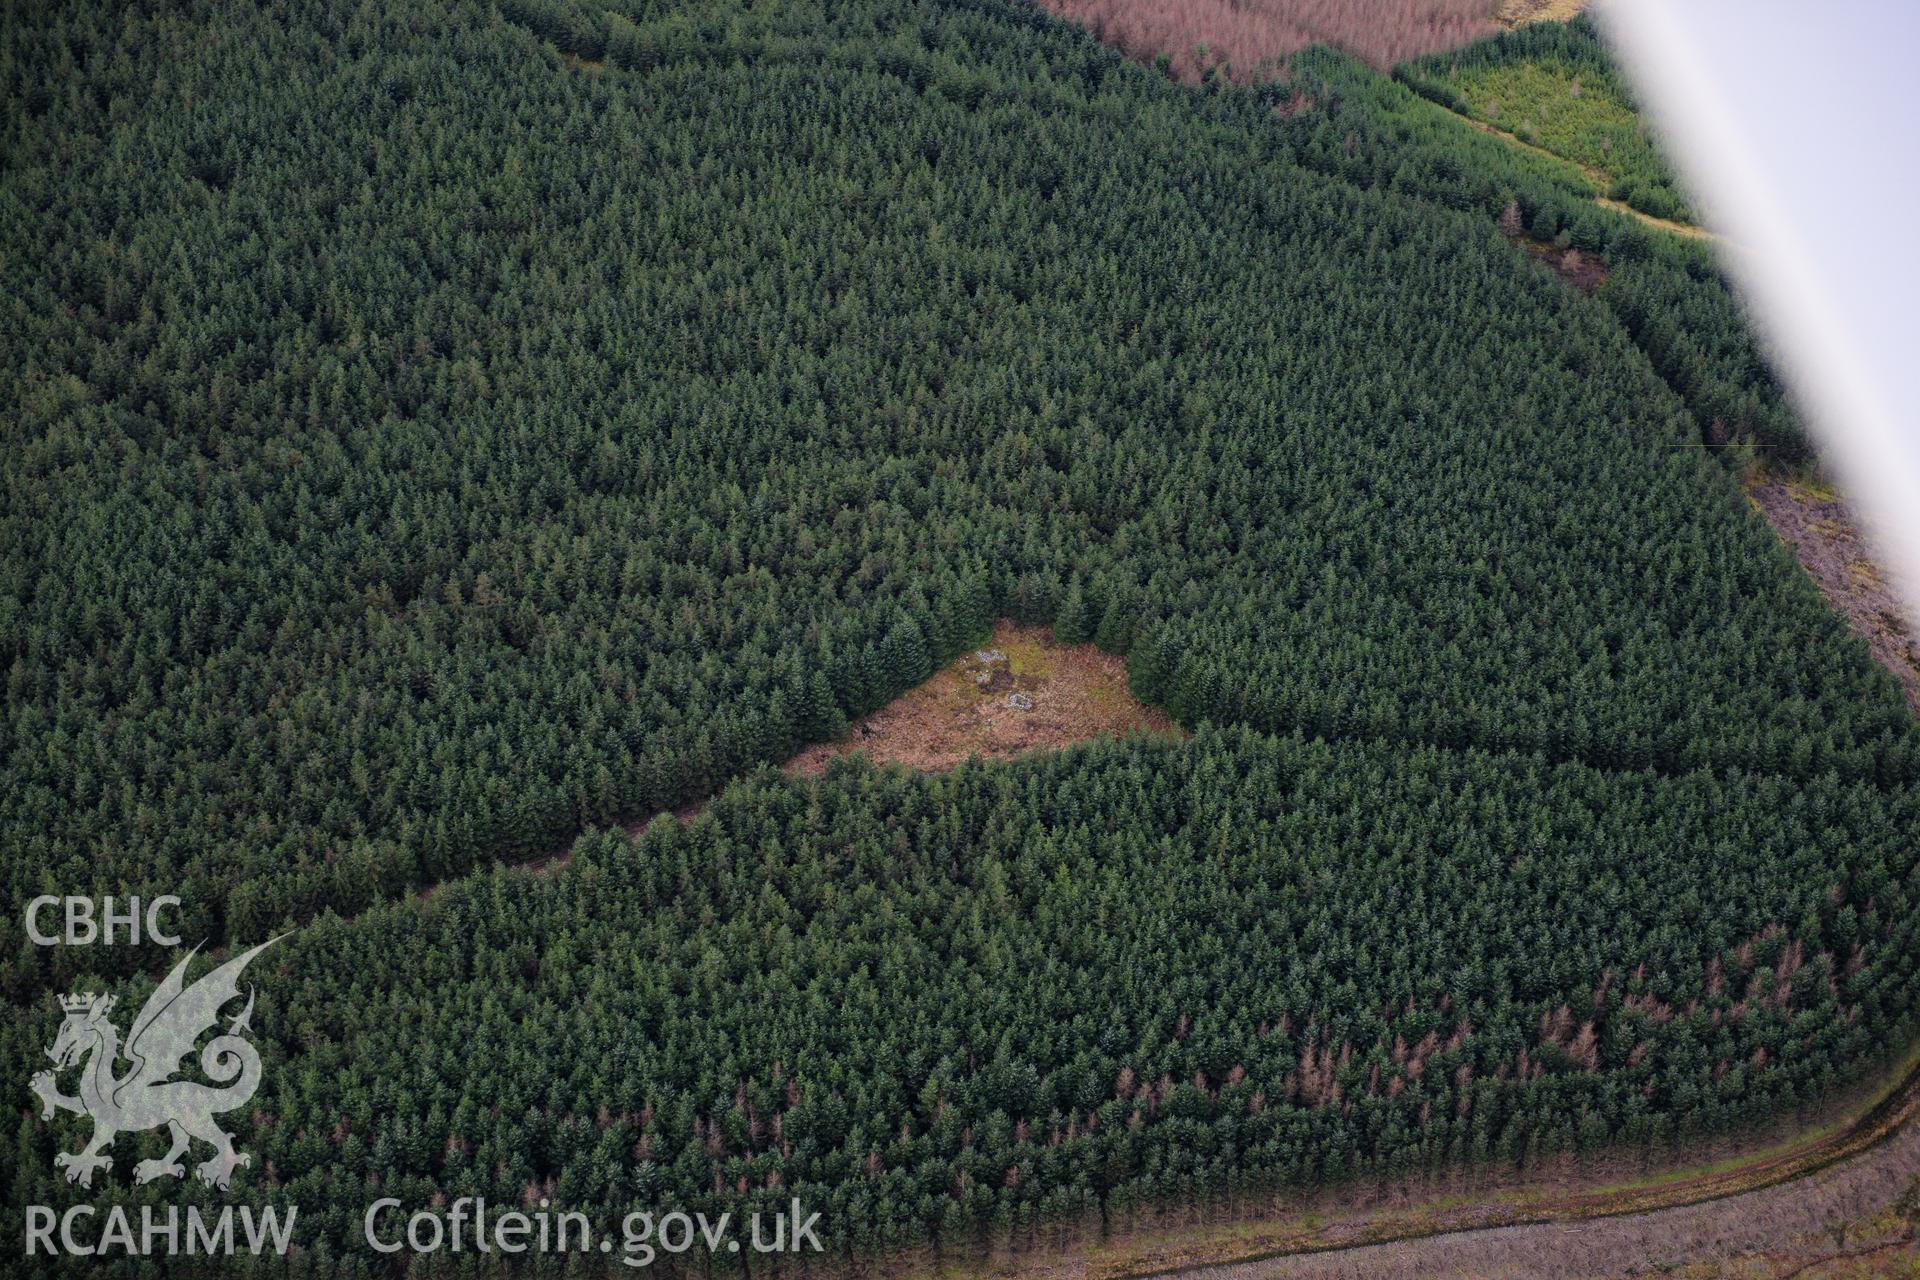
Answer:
[1497,0,1587,28]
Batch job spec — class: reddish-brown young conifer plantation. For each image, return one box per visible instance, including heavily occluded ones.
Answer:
[1038,0,1502,79]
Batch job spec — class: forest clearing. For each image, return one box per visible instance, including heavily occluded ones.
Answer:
[786,621,1181,776]
[618,621,1179,848]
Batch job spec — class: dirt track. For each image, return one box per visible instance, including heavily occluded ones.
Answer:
[1185,1120,1919,1278]
[1450,112,1716,241]
[971,1053,1920,1280]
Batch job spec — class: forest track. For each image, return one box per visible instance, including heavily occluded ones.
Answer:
[970,1049,1920,1280]
[1449,112,1715,240]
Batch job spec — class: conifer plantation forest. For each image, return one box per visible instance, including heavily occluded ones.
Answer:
[4,0,1917,1273]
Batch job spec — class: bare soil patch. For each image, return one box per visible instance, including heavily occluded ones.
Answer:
[787,621,1180,776]
[1747,469,1920,717]
[1511,229,1609,293]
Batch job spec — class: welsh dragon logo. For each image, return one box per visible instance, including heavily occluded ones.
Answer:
[31,939,279,1190]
